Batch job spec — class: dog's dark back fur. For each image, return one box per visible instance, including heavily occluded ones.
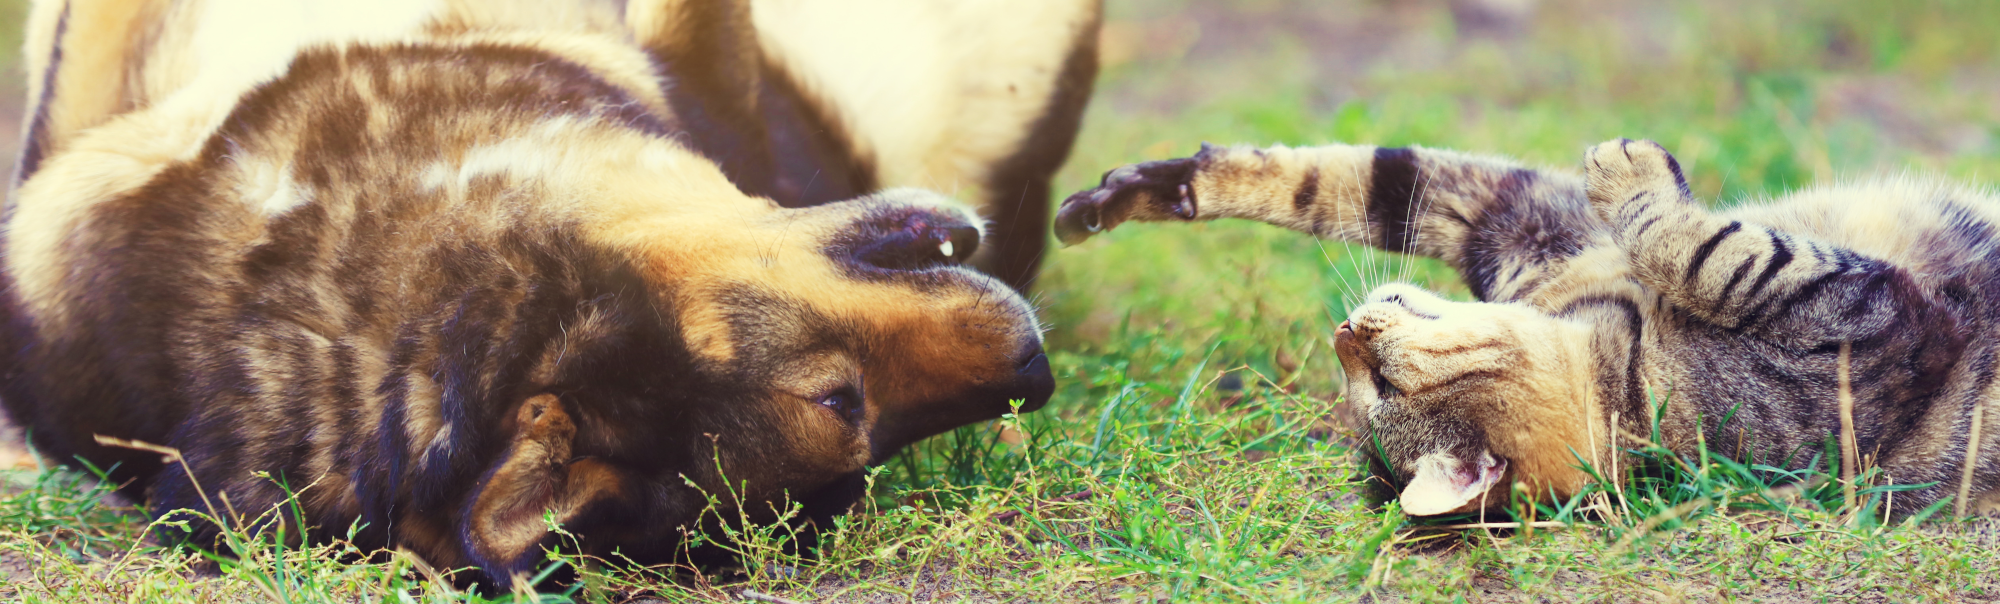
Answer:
[3,0,1092,582]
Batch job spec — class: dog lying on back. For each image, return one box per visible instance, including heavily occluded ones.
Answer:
[1056,138,2000,517]
[1,0,1097,583]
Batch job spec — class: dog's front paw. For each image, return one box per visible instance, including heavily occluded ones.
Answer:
[1053,156,1200,245]
[1584,138,1691,225]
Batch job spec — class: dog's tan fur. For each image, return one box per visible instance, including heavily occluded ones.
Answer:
[2,0,1086,583]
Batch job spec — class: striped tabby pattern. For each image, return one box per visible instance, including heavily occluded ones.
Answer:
[1057,138,2000,516]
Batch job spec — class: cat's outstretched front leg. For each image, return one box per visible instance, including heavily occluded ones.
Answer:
[1055,143,1607,303]
[1053,143,1383,245]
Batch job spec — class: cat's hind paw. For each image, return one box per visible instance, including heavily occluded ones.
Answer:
[1584,138,1692,225]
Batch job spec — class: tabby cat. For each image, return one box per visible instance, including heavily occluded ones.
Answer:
[1055,138,2000,516]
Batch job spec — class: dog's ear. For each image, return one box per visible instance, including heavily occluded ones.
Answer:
[462,394,627,580]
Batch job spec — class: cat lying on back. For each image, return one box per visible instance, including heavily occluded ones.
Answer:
[1055,138,2000,516]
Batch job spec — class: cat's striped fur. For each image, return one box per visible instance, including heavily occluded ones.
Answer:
[0,0,1093,584]
[1056,139,2000,516]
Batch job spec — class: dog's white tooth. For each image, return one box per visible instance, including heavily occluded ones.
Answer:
[940,240,954,258]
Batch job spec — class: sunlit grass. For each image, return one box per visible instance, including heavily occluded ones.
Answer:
[6,0,2000,601]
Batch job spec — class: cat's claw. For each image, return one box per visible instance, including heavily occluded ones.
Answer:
[1054,157,1200,245]
[1584,138,1691,224]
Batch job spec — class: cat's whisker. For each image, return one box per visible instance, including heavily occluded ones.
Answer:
[1400,164,1439,285]
[1397,166,1420,283]
[1317,236,1363,307]
[1344,160,1381,293]
[1306,168,1356,305]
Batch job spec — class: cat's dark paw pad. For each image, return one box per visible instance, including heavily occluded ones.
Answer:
[1054,157,1199,245]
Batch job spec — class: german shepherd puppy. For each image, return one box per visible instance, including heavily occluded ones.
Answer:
[0,0,1097,583]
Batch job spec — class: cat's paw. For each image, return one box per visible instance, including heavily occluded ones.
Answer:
[1053,155,1201,245]
[1584,138,1691,225]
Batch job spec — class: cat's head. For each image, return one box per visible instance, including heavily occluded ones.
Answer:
[1338,284,1605,516]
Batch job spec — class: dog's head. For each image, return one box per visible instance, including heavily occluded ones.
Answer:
[647,185,1056,469]
[442,124,1053,577]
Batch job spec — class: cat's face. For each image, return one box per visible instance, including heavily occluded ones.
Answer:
[1337,284,1605,516]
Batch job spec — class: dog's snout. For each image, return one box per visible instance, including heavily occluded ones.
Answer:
[1009,342,1055,413]
[864,340,1055,463]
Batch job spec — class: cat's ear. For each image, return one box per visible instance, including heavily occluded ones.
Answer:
[462,394,628,580]
[1398,450,1507,516]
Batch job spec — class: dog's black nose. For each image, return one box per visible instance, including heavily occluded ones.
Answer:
[862,340,1058,464]
[1010,347,1055,413]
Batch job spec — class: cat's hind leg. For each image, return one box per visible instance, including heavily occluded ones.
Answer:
[1586,138,1919,344]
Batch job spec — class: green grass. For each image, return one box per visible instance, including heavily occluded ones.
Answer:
[8,0,2000,601]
